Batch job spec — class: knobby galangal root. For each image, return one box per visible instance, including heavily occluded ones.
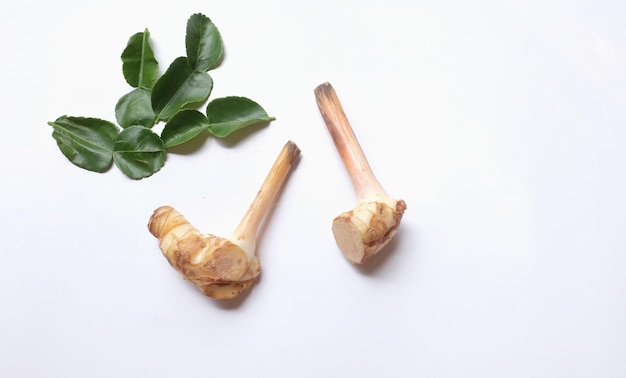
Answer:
[148,141,301,299]
[315,82,406,264]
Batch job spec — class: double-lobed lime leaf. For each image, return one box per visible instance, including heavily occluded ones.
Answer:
[161,97,274,147]
[113,126,166,179]
[49,117,165,179]
[117,30,158,128]
[151,57,213,122]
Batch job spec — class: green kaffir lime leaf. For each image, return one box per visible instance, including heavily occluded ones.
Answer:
[113,126,166,179]
[151,57,213,121]
[121,29,158,89]
[48,116,120,172]
[115,88,156,128]
[207,97,275,138]
[186,13,224,72]
[161,110,210,148]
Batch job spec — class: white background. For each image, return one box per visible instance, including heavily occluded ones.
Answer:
[1,0,625,377]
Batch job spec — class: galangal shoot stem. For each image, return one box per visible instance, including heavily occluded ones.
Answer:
[314,82,406,264]
[148,141,300,299]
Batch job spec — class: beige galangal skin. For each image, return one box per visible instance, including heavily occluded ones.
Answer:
[148,141,301,300]
[315,82,406,264]
[148,206,260,300]
[332,196,407,264]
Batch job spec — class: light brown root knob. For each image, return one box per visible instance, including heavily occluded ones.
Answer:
[148,141,300,299]
[315,82,406,264]
[332,198,407,264]
[148,206,259,299]
[196,256,261,299]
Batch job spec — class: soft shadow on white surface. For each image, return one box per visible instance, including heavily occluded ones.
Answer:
[350,223,414,276]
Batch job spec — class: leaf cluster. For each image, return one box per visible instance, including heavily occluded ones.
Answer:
[48,13,274,179]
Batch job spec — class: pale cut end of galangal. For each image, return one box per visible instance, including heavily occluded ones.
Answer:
[196,256,261,299]
[331,198,407,264]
